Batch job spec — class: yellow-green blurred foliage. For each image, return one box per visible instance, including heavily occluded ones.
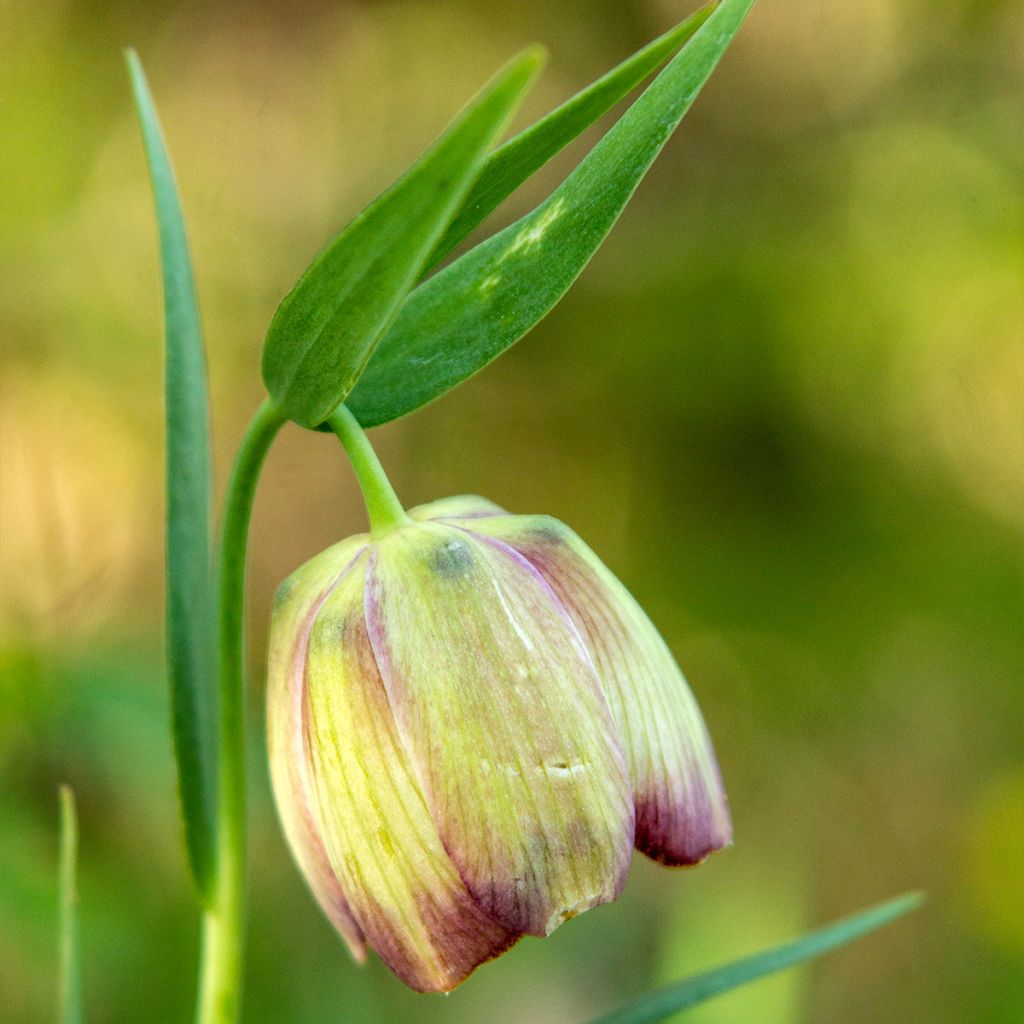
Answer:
[2,1,1021,1021]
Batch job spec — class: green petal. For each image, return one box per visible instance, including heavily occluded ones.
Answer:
[466,514,732,866]
[368,521,634,936]
[409,494,509,522]
[266,537,369,958]
[304,554,516,992]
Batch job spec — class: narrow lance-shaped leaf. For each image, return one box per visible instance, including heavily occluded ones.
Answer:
[423,1,716,272]
[261,49,544,428]
[588,892,925,1024]
[126,50,217,901]
[347,0,755,427]
[58,786,84,1024]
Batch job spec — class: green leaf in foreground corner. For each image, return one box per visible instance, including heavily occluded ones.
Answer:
[423,1,716,271]
[126,50,217,901]
[346,0,755,427]
[588,892,925,1024]
[58,787,84,1024]
[261,48,543,428]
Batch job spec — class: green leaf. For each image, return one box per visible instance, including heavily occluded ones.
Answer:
[126,50,217,902]
[261,49,544,429]
[588,892,925,1024]
[58,786,84,1024]
[423,1,716,271]
[346,0,755,427]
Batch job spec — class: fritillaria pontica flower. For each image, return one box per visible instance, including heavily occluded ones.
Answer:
[267,495,731,992]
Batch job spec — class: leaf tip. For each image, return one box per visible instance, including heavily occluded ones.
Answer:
[58,784,76,823]
[518,42,548,72]
[124,47,154,119]
[501,43,547,95]
[890,890,927,914]
[123,47,144,87]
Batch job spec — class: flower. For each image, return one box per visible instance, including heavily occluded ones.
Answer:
[267,495,731,992]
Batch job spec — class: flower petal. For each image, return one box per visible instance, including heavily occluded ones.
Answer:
[304,556,516,992]
[266,537,369,959]
[410,494,509,521]
[469,515,732,866]
[367,521,634,936]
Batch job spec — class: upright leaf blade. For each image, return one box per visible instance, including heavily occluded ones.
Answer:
[424,1,716,271]
[126,50,216,901]
[347,0,755,427]
[588,893,924,1024]
[58,786,84,1024]
[261,49,544,428]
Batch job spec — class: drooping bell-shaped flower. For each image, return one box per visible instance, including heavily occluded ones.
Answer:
[267,491,731,992]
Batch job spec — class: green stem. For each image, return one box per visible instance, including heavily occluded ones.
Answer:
[196,397,285,1024]
[327,404,411,535]
[58,786,83,1024]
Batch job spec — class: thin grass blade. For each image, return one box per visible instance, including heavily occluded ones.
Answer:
[261,49,544,428]
[58,786,84,1024]
[126,50,217,901]
[588,892,925,1024]
[347,0,755,427]
[424,1,716,271]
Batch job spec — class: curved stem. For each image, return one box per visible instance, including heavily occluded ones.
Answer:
[196,397,285,1024]
[327,404,411,535]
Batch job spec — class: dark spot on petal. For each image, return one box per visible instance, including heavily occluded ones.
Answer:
[273,576,298,608]
[430,537,475,578]
[529,521,568,547]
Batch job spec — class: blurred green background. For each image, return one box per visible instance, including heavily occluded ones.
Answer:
[2,0,1022,1021]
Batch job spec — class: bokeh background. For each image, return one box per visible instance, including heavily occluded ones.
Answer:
[2,0,1022,1021]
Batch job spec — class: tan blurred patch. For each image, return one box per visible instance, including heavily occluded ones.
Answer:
[0,368,146,644]
[916,310,1024,529]
[790,118,1024,529]
[853,124,1024,530]
[963,769,1024,954]
[647,0,900,132]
